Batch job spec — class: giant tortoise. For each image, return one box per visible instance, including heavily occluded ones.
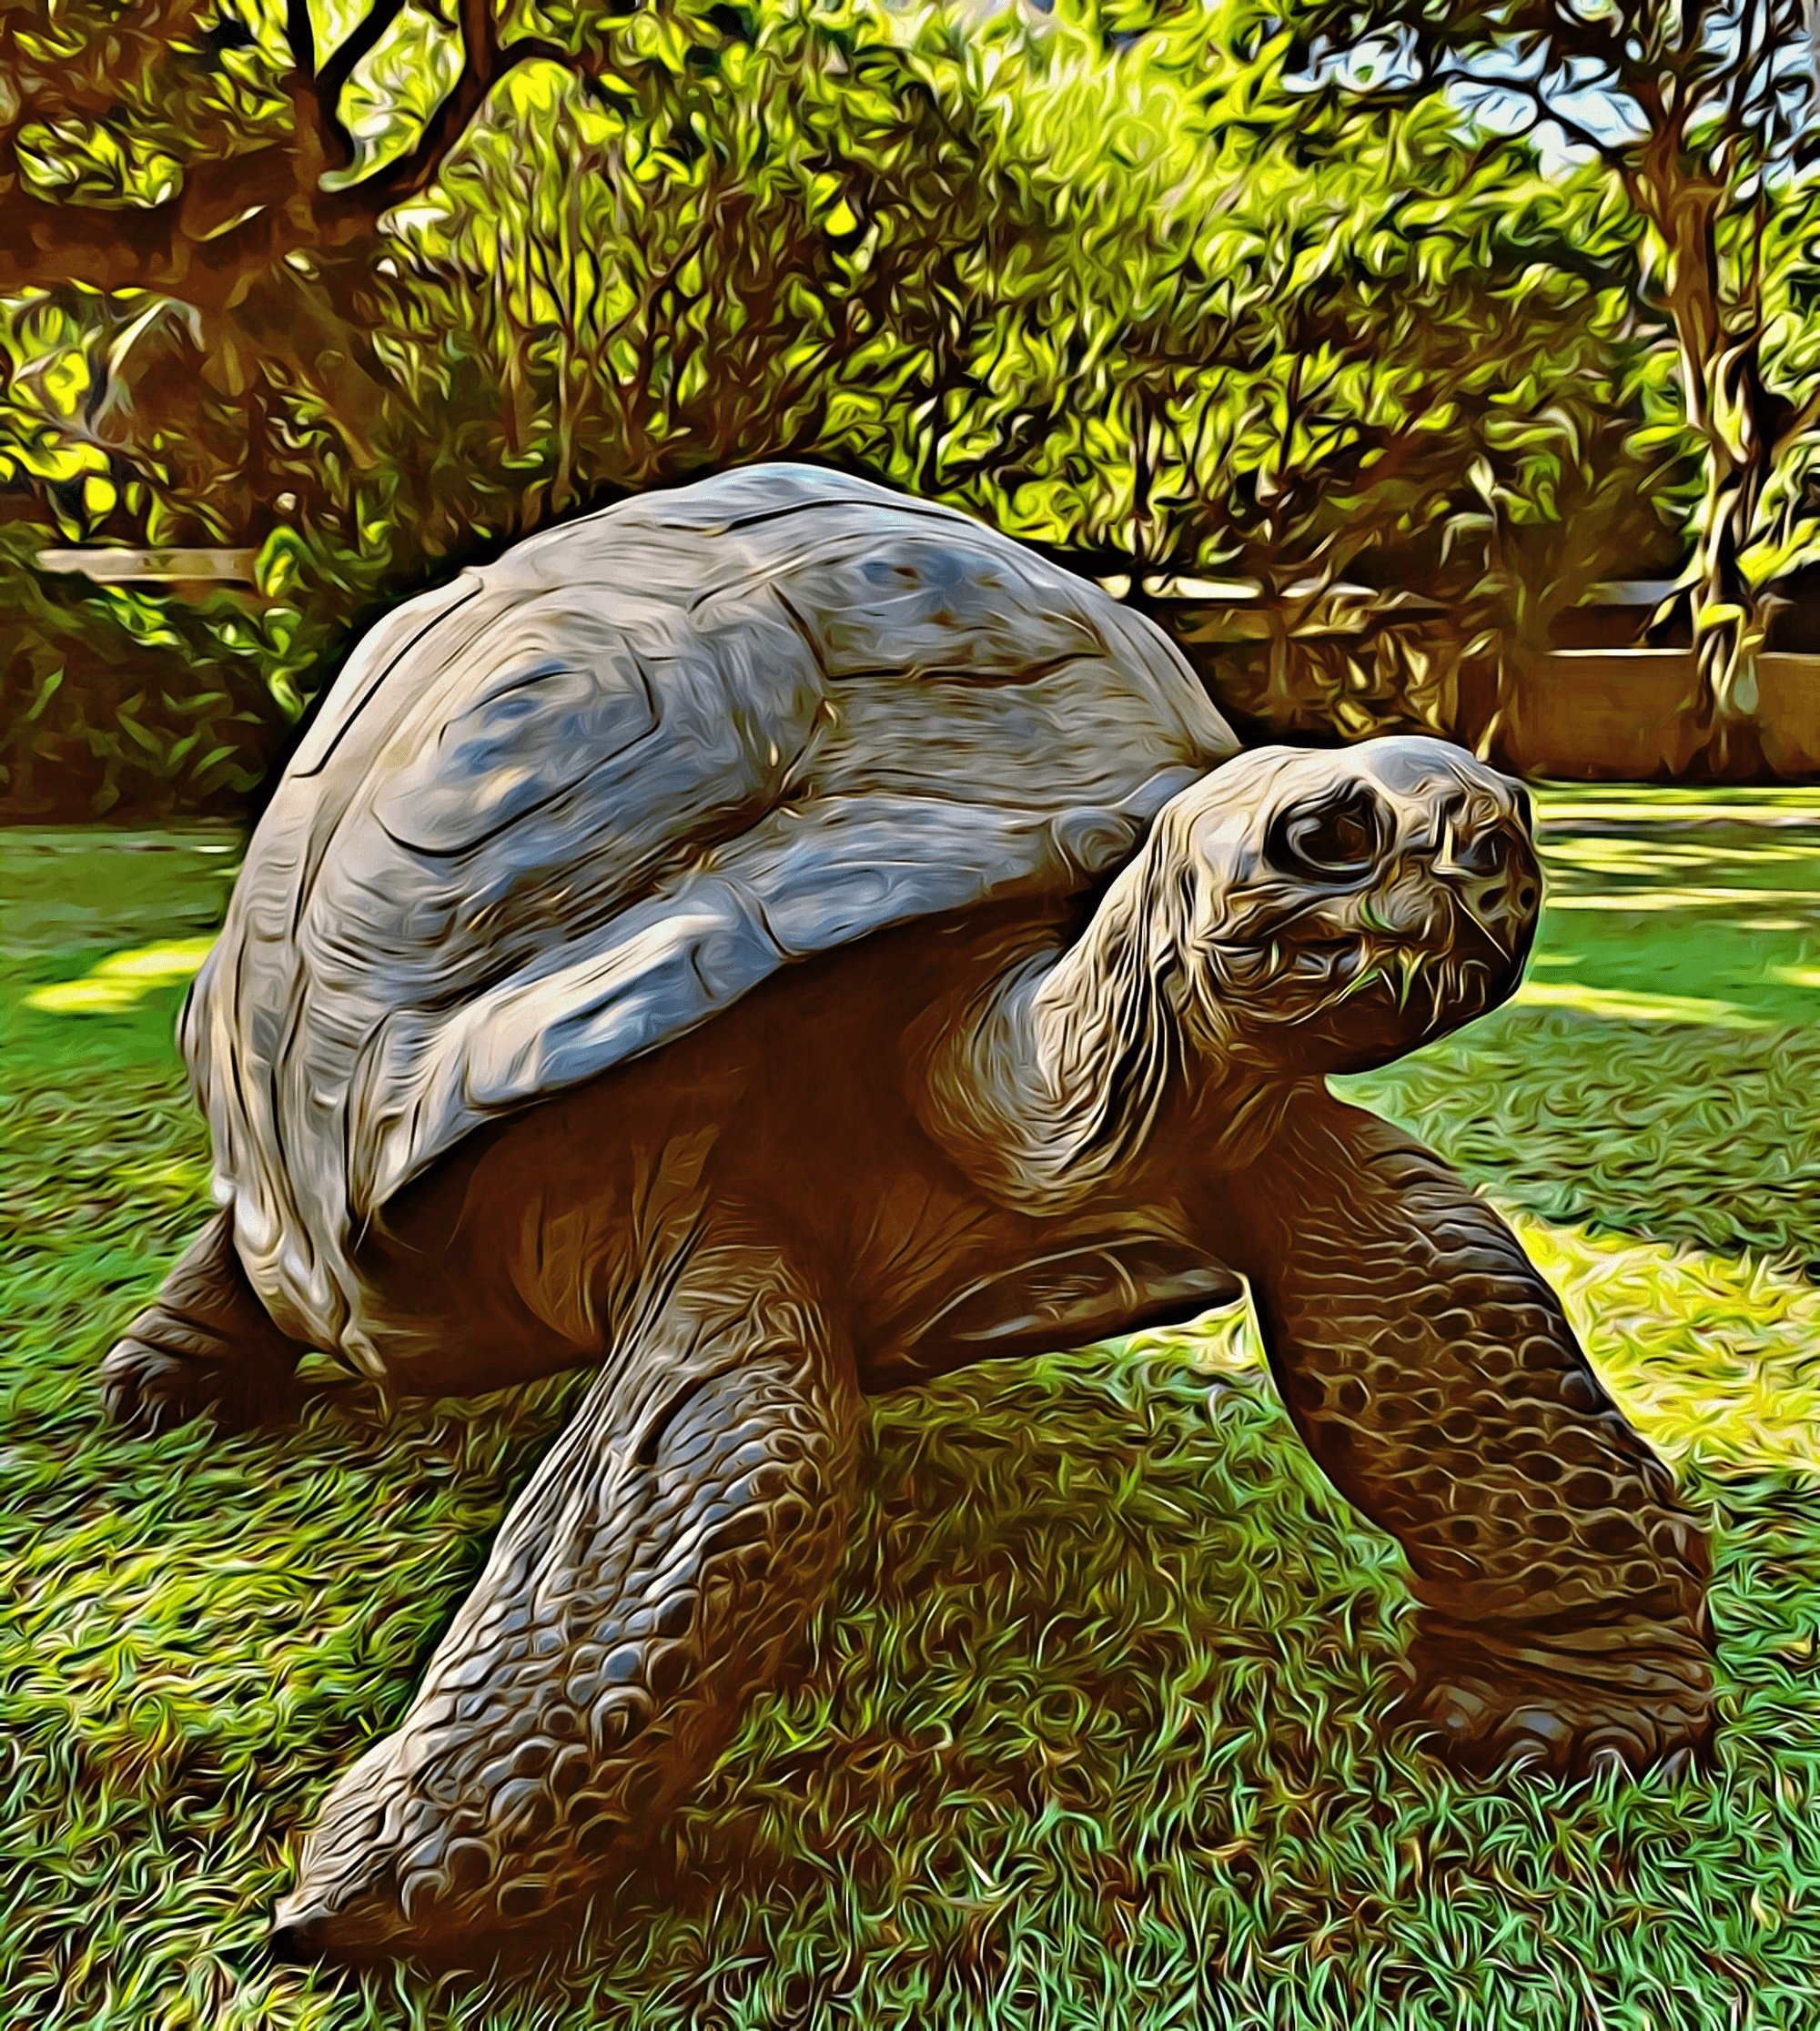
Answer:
[101,463,1714,1957]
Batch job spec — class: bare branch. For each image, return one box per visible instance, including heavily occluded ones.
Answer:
[316,0,412,166]
[1500,69,1633,169]
[286,0,318,77]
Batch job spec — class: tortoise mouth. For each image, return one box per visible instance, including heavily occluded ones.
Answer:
[1215,929,1523,1065]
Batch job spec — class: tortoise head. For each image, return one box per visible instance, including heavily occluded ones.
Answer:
[1144,736,1540,1076]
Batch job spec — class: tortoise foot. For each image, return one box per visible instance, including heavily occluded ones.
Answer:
[268,1756,595,1962]
[101,1213,304,1436]
[100,1305,299,1435]
[1394,1614,1714,1780]
[269,1733,490,1961]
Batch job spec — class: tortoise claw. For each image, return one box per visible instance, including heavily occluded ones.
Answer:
[100,1311,298,1436]
[1392,1618,1715,1781]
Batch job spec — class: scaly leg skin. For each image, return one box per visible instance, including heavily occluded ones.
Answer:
[270,1242,859,1959]
[1232,1095,1713,1778]
[100,1210,304,1435]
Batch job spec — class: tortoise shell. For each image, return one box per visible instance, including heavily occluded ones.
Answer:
[182,464,1237,1365]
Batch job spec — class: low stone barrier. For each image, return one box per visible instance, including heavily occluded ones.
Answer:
[1503,652,1704,780]
[1755,656,1820,776]
[1504,652,1820,781]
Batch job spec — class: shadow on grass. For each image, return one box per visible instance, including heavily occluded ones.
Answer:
[9,806,1820,2025]
[1342,1004,1820,1270]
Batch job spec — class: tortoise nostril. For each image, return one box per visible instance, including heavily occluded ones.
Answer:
[1449,821,1514,879]
[1437,813,1542,948]
[1439,812,1540,898]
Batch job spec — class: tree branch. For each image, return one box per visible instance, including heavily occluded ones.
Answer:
[0,136,310,302]
[315,0,411,166]
[0,0,598,302]
[1498,70,1633,170]
[286,0,318,78]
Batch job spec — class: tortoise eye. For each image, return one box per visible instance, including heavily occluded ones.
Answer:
[1268,786,1383,880]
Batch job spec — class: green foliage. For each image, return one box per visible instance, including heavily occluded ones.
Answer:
[0,0,1772,813]
[0,527,360,817]
[5,796,1820,2026]
[1269,0,1820,754]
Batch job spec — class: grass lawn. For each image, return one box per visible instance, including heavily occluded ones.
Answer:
[5,786,1820,2029]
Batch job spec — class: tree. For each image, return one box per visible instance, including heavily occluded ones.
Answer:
[939,31,1669,744]
[0,0,1710,813]
[0,0,680,303]
[0,0,733,531]
[1274,0,1820,768]
[0,0,1102,814]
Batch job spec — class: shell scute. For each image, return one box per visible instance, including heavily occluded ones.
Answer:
[375,654,660,856]
[776,526,1102,683]
[292,572,489,781]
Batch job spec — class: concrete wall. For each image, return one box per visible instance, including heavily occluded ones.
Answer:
[1158,598,1820,779]
[1755,656,1820,776]
[1502,651,1820,780]
[1503,652,1704,780]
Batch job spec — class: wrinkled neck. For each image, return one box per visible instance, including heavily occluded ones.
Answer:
[918,846,1189,1212]
[1031,862,1175,1146]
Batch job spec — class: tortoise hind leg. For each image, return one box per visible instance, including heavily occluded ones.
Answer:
[271,1237,860,1958]
[1230,1096,1713,1777]
[102,1210,305,1435]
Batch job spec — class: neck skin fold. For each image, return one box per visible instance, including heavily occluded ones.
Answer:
[916,843,1198,1214]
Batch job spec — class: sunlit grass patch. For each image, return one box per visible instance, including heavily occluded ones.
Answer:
[1518,1219,1820,1477]
[24,935,215,1015]
[1135,1218,1820,1481]
[4,792,1820,2030]
[1508,978,1767,1028]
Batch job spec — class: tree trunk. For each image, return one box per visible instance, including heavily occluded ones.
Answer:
[1687,432,1769,777]
[1679,297,1784,778]
[1631,146,1769,778]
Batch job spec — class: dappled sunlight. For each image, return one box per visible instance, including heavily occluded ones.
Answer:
[1127,1213,1820,1477]
[1350,1002,1820,1266]
[5,0,1820,1975]
[1537,789,1820,823]
[1492,797,1820,1031]
[1514,1216,1820,1477]
[24,936,214,1015]
[1543,838,1820,874]
[1508,978,1766,1028]
[1547,887,1820,913]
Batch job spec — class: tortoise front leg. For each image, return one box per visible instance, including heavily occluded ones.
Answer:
[101,1211,304,1434]
[1228,1095,1713,1777]
[270,1240,859,1958]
